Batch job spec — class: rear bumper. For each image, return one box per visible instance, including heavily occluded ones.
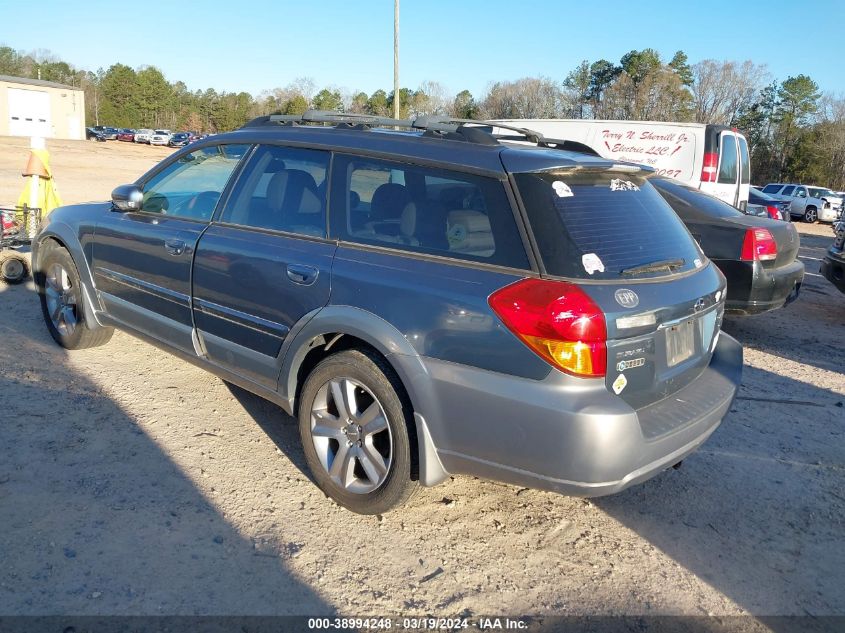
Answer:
[821,251,845,294]
[720,259,804,315]
[423,333,742,497]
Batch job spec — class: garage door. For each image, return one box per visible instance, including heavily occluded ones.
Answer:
[7,88,51,137]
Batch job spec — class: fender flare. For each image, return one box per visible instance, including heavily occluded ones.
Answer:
[33,223,106,329]
[279,305,450,486]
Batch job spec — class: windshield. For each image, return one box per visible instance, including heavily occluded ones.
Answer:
[808,187,835,198]
[514,169,703,280]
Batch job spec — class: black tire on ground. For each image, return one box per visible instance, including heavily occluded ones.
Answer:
[37,246,114,350]
[804,207,818,223]
[298,348,418,514]
[0,250,30,284]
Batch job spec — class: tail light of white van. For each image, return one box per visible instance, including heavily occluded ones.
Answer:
[701,152,719,183]
[740,228,777,261]
[488,279,607,377]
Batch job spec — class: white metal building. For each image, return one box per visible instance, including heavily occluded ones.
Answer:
[0,74,85,140]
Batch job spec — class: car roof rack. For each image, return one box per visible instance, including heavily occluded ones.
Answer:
[240,110,597,154]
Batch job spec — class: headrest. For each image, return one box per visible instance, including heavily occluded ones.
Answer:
[267,170,321,214]
[371,183,411,221]
[400,200,448,248]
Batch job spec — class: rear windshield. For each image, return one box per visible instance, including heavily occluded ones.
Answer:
[514,170,703,280]
[748,188,776,204]
[651,178,744,219]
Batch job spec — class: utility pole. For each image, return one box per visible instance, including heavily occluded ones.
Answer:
[393,0,400,120]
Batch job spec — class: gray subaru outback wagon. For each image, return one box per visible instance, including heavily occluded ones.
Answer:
[33,112,742,514]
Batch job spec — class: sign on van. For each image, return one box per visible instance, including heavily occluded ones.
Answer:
[493,119,750,208]
[597,127,695,180]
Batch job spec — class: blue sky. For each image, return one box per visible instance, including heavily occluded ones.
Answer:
[2,0,843,98]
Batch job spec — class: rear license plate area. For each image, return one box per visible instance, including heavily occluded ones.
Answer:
[666,319,695,367]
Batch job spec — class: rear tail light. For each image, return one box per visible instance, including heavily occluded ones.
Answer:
[765,205,781,220]
[741,227,778,261]
[701,152,719,183]
[488,278,607,377]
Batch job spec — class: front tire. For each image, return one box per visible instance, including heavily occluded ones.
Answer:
[298,349,418,514]
[804,207,818,223]
[37,246,113,350]
[0,251,30,284]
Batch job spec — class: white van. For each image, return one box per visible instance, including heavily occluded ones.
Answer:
[493,119,751,209]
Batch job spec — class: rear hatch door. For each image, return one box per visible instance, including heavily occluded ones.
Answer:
[511,164,725,410]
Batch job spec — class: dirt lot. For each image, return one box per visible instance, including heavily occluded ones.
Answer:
[0,137,843,620]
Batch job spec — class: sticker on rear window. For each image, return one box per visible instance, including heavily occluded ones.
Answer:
[552,181,574,198]
[582,253,605,275]
[610,179,640,192]
[612,373,627,395]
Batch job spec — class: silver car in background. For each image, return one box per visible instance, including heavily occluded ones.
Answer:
[134,129,154,144]
[149,130,172,146]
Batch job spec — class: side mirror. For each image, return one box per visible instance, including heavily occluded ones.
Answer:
[111,184,143,212]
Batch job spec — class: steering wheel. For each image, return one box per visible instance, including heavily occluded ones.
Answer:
[185,190,221,220]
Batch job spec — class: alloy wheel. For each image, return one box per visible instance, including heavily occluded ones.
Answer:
[44,263,79,337]
[309,377,393,494]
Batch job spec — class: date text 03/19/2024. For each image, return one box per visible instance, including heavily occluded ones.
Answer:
[306,617,529,630]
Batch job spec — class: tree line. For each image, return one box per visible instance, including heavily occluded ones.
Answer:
[1,45,842,189]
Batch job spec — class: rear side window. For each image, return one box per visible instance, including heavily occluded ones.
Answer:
[781,185,796,196]
[514,170,703,280]
[762,184,782,194]
[652,178,744,219]
[329,155,530,269]
[738,136,750,185]
[220,145,329,237]
[717,135,738,184]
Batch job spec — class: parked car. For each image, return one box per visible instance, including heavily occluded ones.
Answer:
[761,183,843,223]
[32,112,742,514]
[493,119,752,209]
[91,125,119,140]
[748,186,790,221]
[653,178,804,315]
[820,218,845,294]
[116,129,135,142]
[134,129,154,144]
[85,127,106,142]
[168,132,190,147]
[149,130,172,146]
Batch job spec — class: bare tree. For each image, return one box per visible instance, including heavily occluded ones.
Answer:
[413,80,450,117]
[692,60,769,124]
[479,77,565,119]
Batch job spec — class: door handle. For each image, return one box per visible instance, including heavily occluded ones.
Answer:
[164,238,186,256]
[286,264,318,285]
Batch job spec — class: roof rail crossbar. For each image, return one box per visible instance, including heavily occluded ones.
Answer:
[413,117,545,144]
[271,110,416,128]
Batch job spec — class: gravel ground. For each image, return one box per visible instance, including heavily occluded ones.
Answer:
[0,137,843,619]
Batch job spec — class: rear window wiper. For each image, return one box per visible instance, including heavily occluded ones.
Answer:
[621,258,685,276]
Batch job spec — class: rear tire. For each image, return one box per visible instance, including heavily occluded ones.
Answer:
[0,251,30,284]
[37,246,114,350]
[298,348,418,514]
[804,207,818,223]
